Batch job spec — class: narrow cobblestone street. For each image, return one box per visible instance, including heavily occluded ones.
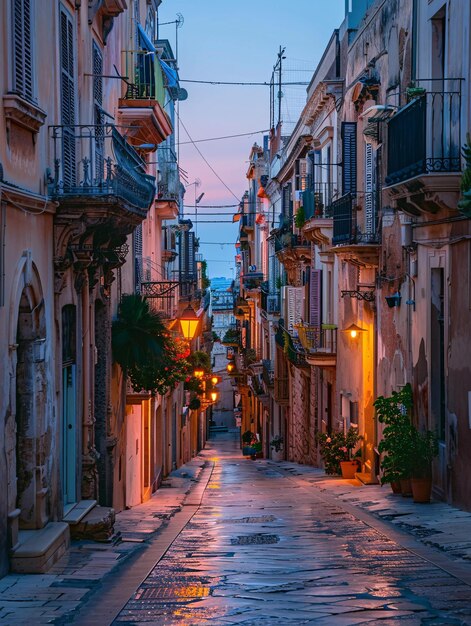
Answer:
[69,432,471,626]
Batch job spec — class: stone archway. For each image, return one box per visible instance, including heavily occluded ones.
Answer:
[6,255,49,547]
[14,286,48,529]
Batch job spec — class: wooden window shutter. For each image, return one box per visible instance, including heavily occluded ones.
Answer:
[364,142,375,234]
[13,0,33,100]
[60,7,76,186]
[93,42,104,180]
[341,121,357,195]
[309,268,322,326]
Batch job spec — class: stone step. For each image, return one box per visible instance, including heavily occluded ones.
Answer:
[355,471,379,485]
[70,506,115,542]
[63,499,97,524]
[10,522,70,574]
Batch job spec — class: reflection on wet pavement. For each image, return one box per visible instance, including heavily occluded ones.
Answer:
[114,433,471,625]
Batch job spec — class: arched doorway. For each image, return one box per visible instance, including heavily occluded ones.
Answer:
[15,285,48,529]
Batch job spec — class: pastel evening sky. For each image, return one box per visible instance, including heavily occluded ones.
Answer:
[159,1,345,278]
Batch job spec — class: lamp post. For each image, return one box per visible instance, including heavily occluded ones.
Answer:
[179,304,200,341]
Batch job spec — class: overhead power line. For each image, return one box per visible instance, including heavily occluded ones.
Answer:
[177,111,241,202]
[179,79,310,86]
[179,129,270,145]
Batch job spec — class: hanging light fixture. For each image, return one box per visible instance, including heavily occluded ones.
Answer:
[179,305,200,341]
[342,323,367,339]
[210,391,218,403]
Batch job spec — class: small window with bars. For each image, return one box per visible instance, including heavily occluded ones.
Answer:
[12,0,34,101]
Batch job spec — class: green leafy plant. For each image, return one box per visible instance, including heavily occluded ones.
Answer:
[316,427,362,475]
[294,205,306,229]
[112,294,190,396]
[410,428,439,478]
[242,430,257,445]
[189,396,201,411]
[270,434,284,452]
[222,328,240,345]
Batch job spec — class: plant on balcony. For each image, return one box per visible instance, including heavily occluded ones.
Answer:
[112,294,190,396]
[243,348,258,367]
[189,396,201,411]
[189,350,211,372]
[222,328,240,346]
[406,83,426,101]
[458,134,471,216]
[316,426,362,476]
[294,205,306,229]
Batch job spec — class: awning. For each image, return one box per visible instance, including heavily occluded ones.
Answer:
[137,23,155,53]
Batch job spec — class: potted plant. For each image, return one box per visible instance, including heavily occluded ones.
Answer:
[316,426,362,478]
[410,428,438,503]
[241,430,257,456]
[251,441,263,460]
[374,384,415,494]
[270,434,284,461]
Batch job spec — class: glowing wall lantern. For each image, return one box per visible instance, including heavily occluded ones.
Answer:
[179,305,200,341]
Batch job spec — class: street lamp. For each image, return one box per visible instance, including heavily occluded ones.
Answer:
[179,305,200,341]
[210,391,218,403]
[193,368,205,379]
[227,362,235,373]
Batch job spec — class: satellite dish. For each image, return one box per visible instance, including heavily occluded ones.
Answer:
[177,88,188,101]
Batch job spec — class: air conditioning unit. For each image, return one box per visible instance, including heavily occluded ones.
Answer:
[267,295,279,314]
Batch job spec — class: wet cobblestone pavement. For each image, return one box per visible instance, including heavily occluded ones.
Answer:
[113,433,471,625]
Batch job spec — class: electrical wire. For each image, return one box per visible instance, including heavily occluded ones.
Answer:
[177,111,241,202]
[179,129,270,145]
[179,79,310,86]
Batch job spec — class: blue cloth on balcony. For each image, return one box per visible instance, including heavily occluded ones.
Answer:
[160,60,178,88]
[137,23,156,53]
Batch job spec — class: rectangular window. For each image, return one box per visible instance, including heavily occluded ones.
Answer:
[60,5,76,186]
[341,121,357,195]
[12,0,34,101]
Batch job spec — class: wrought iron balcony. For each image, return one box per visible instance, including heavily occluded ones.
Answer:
[261,290,280,316]
[332,193,379,248]
[295,323,337,367]
[302,182,338,220]
[121,50,166,105]
[386,79,462,187]
[242,271,264,291]
[262,359,275,388]
[276,322,307,368]
[49,124,155,217]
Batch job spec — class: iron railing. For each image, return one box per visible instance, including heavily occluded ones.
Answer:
[49,124,156,213]
[262,359,275,387]
[386,79,463,186]
[121,49,165,105]
[332,193,378,246]
[157,145,181,203]
[295,324,337,355]
[302,182,338,219]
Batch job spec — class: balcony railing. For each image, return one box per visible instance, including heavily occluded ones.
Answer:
[386,79,463,186]
[261,290,280,315]
[241,213,255,229]
[157,146,180,203]
[242,271,263,290]
[121,50,165,106]
[275,232,310,252]
[49,124,156,213]
[332,193,378,246]
[303,182,338,219]
[262,359,274,388]
[295,324,337,355]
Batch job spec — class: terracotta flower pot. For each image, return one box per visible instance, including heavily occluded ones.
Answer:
[400,477,413,497]
[411,477,432,503]
[390,481,402,494]
[340,461,359,479]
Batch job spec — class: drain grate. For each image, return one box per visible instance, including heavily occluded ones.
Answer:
[135,585,210,600]
[231,533,280,545]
